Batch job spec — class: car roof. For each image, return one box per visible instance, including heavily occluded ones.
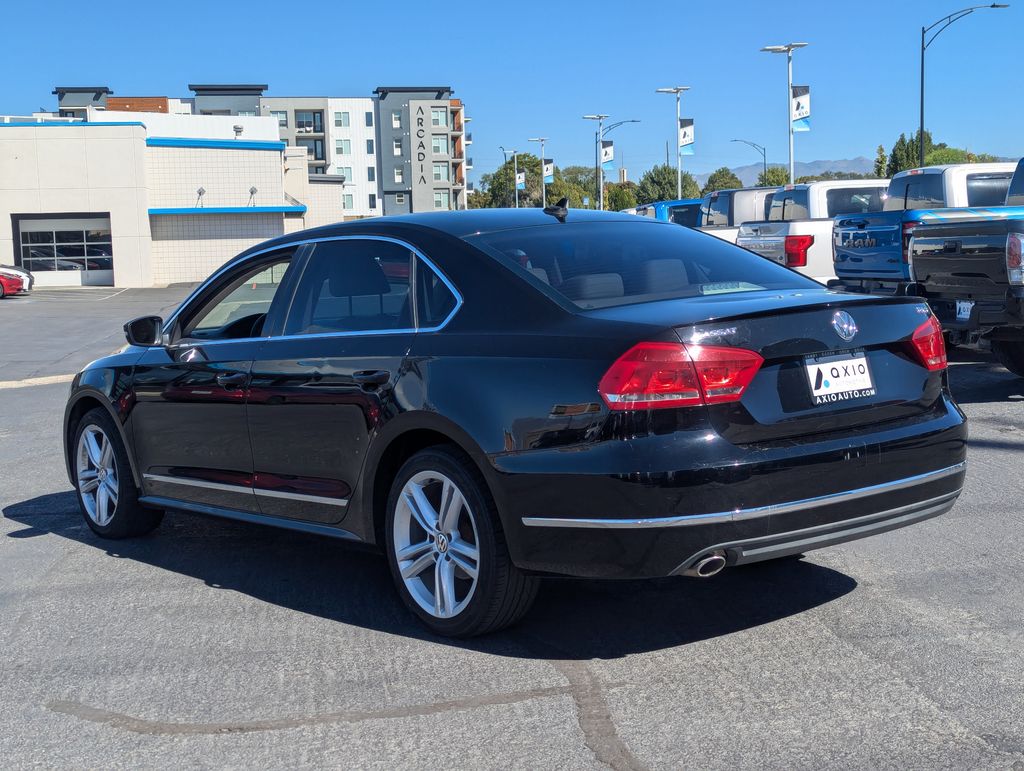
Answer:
[893,162,1017,177]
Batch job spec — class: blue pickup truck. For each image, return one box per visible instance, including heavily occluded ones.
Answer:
[631,198,702,226]
[830,163,1017,295]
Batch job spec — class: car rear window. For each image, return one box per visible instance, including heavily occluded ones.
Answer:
[767,190,810,221]
[883,173,946,211]
[966,173,1012,207]
[468,221,818,310]
[667,203,700,227]
[700,193,731,227]
[826,187,886,217]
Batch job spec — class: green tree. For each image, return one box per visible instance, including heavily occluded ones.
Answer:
[701,167,742,195]
[466,189,492,209]
[478,153,543,208]
[924,146,971,166]
[605,181,638,211]
[547,177,589,208]
[757,166,790,187]
[636,164,700,204]
[873,144,888,178]
[886,134,911,177]
[795,170,875,183]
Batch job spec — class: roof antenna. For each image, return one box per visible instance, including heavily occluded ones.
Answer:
[543,197,569,223]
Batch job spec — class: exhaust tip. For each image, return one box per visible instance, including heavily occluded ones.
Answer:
[684,551,727,578]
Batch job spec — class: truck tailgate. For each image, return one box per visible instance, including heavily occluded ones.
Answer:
[736,222,786,263]
[833,211,905,280]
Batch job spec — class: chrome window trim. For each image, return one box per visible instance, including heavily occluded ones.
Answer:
[521,462,966,529]
[162,234,463,347]
[143,473,349,506]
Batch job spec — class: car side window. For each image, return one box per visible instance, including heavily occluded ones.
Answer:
[702,193,731,227]
[416,259,458,328]
[284,239,413,335]
[183,258,292,341]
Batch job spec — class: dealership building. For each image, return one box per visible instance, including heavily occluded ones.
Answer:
[0,84,471,287]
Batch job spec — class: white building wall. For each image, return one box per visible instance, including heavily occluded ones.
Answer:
[303,179,349,229]
[326,97,378,217]
[145,146,286,209]
[87,107,280,140]
[149,214,284,285]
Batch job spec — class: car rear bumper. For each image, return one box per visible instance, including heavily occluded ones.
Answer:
[925,295,1024,334]
[495,399,967,578]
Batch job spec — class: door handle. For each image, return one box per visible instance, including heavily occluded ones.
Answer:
[353,370,391,389]
[216,372,249,389]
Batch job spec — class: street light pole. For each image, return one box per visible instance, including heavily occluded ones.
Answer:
[528,136,548,208]
[513,150,520,208]
[731,139,767,180]
[582,114,607,209]
[656,86,690,199]
[919,4,1008,167]
[761,42,807,184]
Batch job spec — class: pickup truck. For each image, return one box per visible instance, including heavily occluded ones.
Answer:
[910,158,1024,376]
[831,162,1017,294]
[736,179,888,283]
[632,198,702,226]
[697,186,778,243]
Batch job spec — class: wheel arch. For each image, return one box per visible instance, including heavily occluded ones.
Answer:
[64,389,141,489]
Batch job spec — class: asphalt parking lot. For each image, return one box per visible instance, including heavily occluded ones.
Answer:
[1,288,1023,769]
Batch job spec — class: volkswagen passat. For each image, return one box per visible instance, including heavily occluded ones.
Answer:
[63,209,966,637]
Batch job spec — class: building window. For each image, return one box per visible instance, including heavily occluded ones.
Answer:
[270,110,288,127]
[432,162,449,182]
[311,166,326,174]
[367,166,376,182]
[366,111,374,127]
[431,135,449,155]
[431,108,448,127]
[392,138,403,157]
[433,190,451,210]
[295,110,323,133]
[297,138,325,160]
[396,193,406,205]
[334,111,350,127]
[237,110,257,117]
[343,193,354,210]
[391,110,402,129]
[335,139,351,155]
[366,139,375,154]
[394,167,404,184]
[369,194,377,209]
[20,227,113,274]
[335,165,352,180]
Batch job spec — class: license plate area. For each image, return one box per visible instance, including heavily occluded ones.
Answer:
[804,350,876,405]
[955,299,974,321]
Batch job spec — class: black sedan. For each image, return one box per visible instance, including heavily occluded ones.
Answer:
[62,209,967,636]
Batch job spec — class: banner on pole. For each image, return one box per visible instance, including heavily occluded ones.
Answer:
[542,159,554,184]
[791,85,811,132]
[515,170,526,190]
[601,140,614,170]
[678,118,695,156]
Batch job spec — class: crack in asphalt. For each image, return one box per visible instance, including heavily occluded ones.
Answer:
[46,685,575,736]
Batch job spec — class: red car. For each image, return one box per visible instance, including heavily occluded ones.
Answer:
[0,271,26,299]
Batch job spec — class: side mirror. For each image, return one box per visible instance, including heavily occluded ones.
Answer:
[124,315,164,347]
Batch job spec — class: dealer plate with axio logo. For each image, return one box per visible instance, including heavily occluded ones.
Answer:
[804,350,876,405]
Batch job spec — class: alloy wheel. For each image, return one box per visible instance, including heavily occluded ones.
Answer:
[76,425,119,527]
[393,470,480,619]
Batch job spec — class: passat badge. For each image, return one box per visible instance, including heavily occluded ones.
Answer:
[831,310,858,342]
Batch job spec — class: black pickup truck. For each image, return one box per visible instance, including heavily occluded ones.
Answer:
[910,160,1024,377]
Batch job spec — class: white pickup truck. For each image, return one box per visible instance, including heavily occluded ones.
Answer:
[697,187,778,243]
[735,179,889,283]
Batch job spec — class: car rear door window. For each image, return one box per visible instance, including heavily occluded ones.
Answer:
[667,204,699,227]
[966,173,1012,207]
[701,193,731,227]
[826,187,886,217]
[284,239,413,336]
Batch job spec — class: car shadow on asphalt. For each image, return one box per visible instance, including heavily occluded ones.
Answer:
[946,349,1024,405]
[4,491,857,660]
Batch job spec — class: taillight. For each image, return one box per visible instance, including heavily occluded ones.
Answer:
[908,316,947,371]
[1007,233,1023,285]
[784,234,814,268]
[598,342,763,411]
[902,221,921,263]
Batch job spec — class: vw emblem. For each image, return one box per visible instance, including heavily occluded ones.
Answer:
[436,533,449,554]
[831,310,858,342]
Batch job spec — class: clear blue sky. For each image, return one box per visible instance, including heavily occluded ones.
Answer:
[3,0,1019,181]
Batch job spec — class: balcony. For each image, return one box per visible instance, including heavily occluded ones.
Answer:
[465,132,473,145]
[466,157,473,170]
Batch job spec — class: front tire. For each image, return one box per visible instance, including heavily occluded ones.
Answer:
[992,340,1024,378]
[73,408,163,538]
[385,446,539,637]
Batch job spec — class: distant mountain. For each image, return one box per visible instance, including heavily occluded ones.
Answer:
[693,157,876,188]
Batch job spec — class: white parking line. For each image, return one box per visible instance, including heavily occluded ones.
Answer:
[0,373,75,390]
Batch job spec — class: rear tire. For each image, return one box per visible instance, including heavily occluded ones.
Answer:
[73,408,163,539]
[385,446,539,637]
[991,340,1024,378]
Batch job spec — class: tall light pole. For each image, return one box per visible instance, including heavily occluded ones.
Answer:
[919,4,1008,167]
[761,42,807,184]
[528,136,548,208]
[511,149,520,208]
[656,86,690,199]
[582,114,608,209]
[731,139,768,181]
